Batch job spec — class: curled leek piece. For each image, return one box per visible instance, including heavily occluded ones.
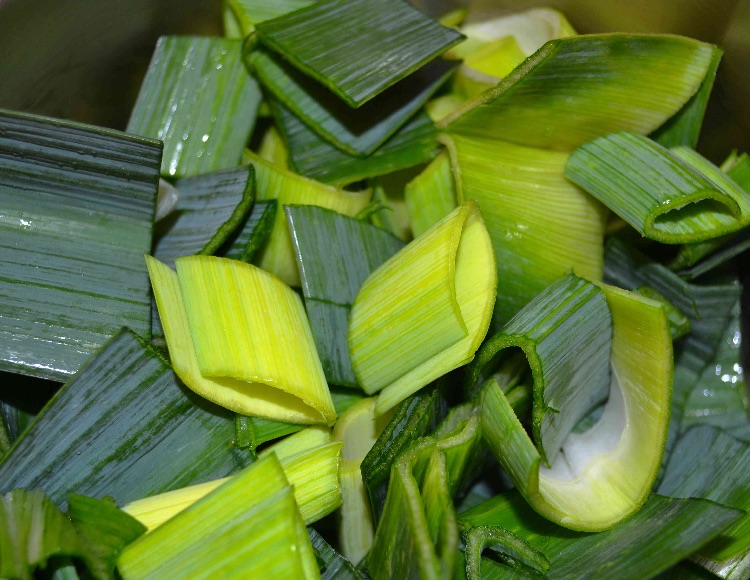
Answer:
[146,254,336,425]
[348,201,497,415]
[478,276,672,531]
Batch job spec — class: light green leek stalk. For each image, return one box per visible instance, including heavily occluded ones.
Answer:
[117,454,320,579]
[480,279,672,531]
[146,255,336,425]
[349,201,497,415]
[404,152,457,238]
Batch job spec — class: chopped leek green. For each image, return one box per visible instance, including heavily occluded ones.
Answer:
[308,527,364,579]
[128,36,261,179]
[220,199,278,262]
[254,0,464,107]
[405,152,457,238]
[223,0,314,37]
[349,201,496,415]
[147,255,336,424]
[462,525,550,580]
[369,170,415,242]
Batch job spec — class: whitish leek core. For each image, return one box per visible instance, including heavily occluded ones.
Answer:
[481,284,672,531]
[147,255,336,425]
[348,201,496,415]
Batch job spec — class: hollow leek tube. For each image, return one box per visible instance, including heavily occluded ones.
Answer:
[146,255,336,425]
[480,282,672,531]
[348,201,497,415]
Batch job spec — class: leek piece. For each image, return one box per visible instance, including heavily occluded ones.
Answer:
[426,93,465,123]
[462,525,550,580]
[694,551,750,580]
[244,150,371,286]
[308,527,364,579]
[659,425,750,562]
[481,282,672,531]
[349,201,496,415]
[127,36,261,178]
[0,489,83,580]
[459,492,743,580]
[682,303,749,440]
[565,132,750,244]
[220,199,278,262]
[0,110,159,381]
[155,179,179,221]
[147,255,336,424]
[123,441,342,529]
[223,0,314,37]
[469,274,612,467]
[0,329,247,506]
[369,171,415,242]
[117,454,319,579]
[633,286,692,340]
[440,35,718,150]
[653,46,723,148]
[361,383,449,521]
[441,132,606,326]
[273,100,440,186]
[254,0,464,107]
[258,425,332,461]
[256,126,290,168]
[286,205,405,387]
[405,152,457,237]
[153,165,255,267]
[249,46,455,156]
[453,37,526,100]
[332,398,390,564]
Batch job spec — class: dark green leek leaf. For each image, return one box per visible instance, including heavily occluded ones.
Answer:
[441,35,717,150]
[462,525,549,579]
[66,495,146,580]
[633,286,692,340]
[652,46,722,148]
[0,489,83,580]
[0,110,160,381]
[220,199,278,262]
[249,46,454,156]
[459,492,743,580]
[0,329,251,507]
[224,0,314,37]
[286,205,405,386]
[274,100,440,185]
[658,425,750,562]
[153,165,255,267]
[127,36,261,178]
[254,0,464,107]
[566,132,750,244]
[308,527,364,579]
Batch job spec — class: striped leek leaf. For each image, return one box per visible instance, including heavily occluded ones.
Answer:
[349,201,497,416]
[219,199,278,262]
[308,527,363,579]
[153,165,255,267]
[0,329,248,507]
[461,525,550,579]
[123,439,342,530]
[0,110,159,381]
[458,491,743,580]
[286,205,405,387]
[441,133,607,326]
[127,36,261,179]
[480,280,672,531]
[117,454,319,579]
[332,398,391,564]
[248,46,455,156]
[441,34,718,150]
[244,151,371,286]
[272,101,440,186]
[604,238,740,474]
[254,0,464,107]
[659,426,750,563]
[223,0,314,37]
[147,255,336,425]
[257,425,332,461]
[404,152,457,238]
[565,132,750,244]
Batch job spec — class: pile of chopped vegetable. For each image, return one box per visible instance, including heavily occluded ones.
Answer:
[1,1,749,579]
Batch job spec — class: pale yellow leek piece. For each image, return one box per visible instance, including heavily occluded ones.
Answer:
[348,201,496,416]
[146,254,336,425]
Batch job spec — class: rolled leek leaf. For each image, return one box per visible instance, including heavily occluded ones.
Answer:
[565,132,750,244]
[220,199,278,262]
[254,0,464,107]
[0,110,159,381]
[480,281,672,531]
[441,132,606,326]
[462,525,550,580]
[349,201,496,415]
[117,454,319,579]
[440,35,717,151]
[146,255,336,425]
[404,152,457,238]
[244,150,371,286]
